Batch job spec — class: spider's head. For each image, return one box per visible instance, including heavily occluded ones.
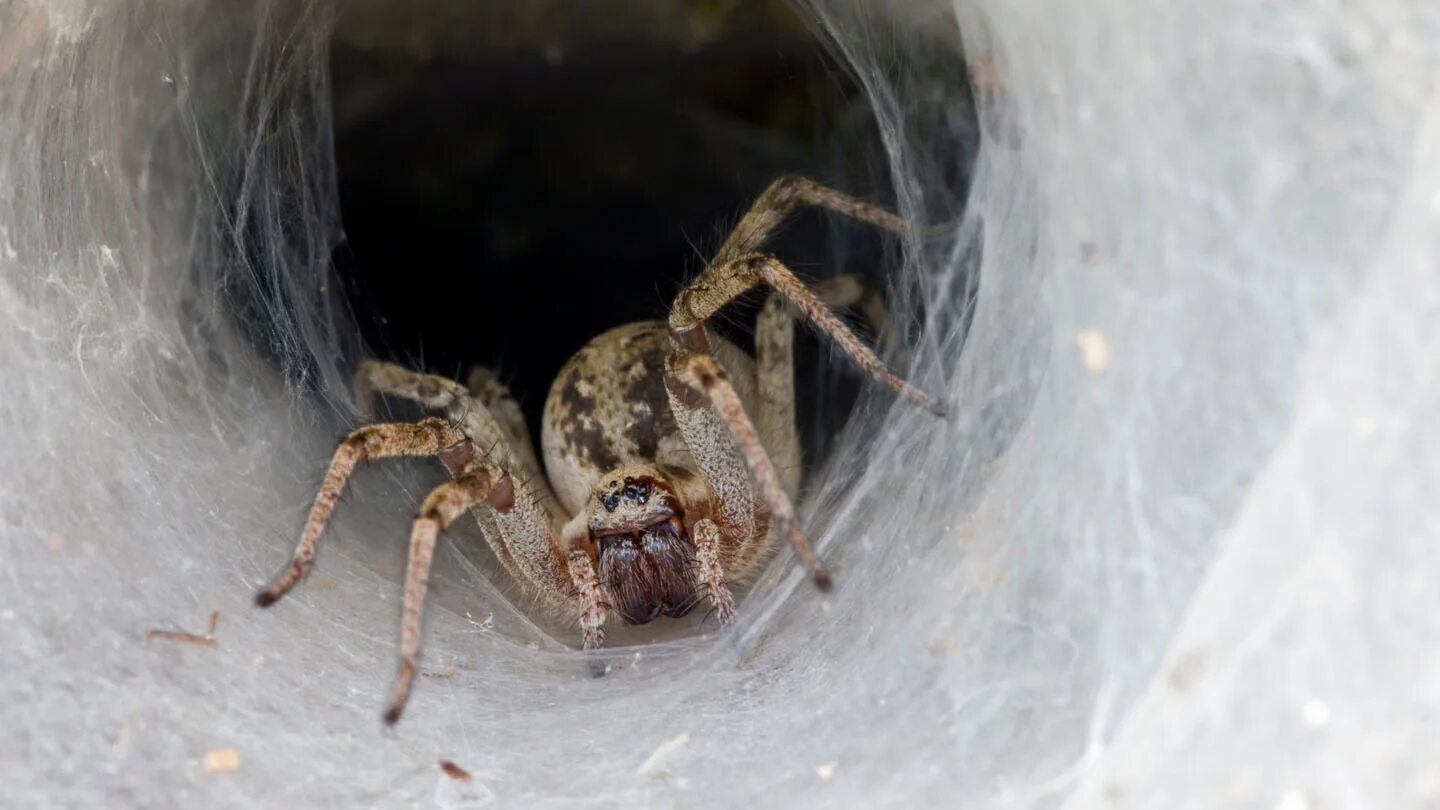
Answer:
[587,464,699,624]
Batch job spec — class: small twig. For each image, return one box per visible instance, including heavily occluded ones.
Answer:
[146,610,221,648]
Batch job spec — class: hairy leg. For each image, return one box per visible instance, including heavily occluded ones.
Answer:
[753,272,894,492]
[753,293,801,502]
[691,518,736,624]
[465,365,541,480]
[352,360,568,594]
[256,418,467,606]
[354,360,558,518]
[265,377,604,722]
[666,255,939,588]
[711,176,907,267]
[745,273,893,571]
[666,179,940,591]
[385,467,557,723]
[672,253,942,416]
[566,549,607,651]
[668,350,831,590]
[356,359,594,597]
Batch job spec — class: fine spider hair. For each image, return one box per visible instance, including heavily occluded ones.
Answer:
[256,176,943,723]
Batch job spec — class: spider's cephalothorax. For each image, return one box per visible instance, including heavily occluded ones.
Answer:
[256,177,944,723]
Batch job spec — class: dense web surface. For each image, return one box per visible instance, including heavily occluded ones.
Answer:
[2,0,1437,806]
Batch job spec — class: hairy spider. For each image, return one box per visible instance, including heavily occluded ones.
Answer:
[256,177,943,723]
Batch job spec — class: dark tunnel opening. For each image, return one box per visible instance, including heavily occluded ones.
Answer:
[327,1,975,467]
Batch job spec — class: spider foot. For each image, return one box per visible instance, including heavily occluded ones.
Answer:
[581,618,607,678]
[711,587,737,626]
[384,657,417,725]
[255,559,308,607]
[691,518,739,624]
[811,567,834,593]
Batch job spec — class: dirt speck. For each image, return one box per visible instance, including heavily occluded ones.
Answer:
[440,760,472,781]
[1076,330,1112,373]
[202,747,241,775]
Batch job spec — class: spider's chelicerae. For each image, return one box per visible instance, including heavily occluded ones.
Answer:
[257,177,943,722]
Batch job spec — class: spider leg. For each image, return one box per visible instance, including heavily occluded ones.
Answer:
[690,518,736,624]
[669,350,831,590]
[743,273,892,573]
[350,359,569,597]
[385,467,520,724]
[665,177,938,590]
[566,549,607,650]
[465,365,537,475]
[354,359,470,418]
[383,462,601,723]
[354,360,558,520]
[256,418,467,606]
[753,291,801,502]
[269,367,603,723]
[711,176,908,266]
[755,273,893,480]
[671,253,943,416]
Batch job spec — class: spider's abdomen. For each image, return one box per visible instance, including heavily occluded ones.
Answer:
[541,321,757,516]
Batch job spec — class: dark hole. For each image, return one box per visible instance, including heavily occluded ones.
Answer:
[328,3,975,461]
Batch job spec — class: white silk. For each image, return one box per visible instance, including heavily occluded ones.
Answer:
[2,0,1435,806]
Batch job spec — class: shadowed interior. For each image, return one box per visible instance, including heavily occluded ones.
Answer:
[329,1,903,465]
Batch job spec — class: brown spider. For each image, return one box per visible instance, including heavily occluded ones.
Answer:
[256,177,943,723]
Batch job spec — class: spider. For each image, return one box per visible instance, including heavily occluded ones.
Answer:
[256,177,943,723]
